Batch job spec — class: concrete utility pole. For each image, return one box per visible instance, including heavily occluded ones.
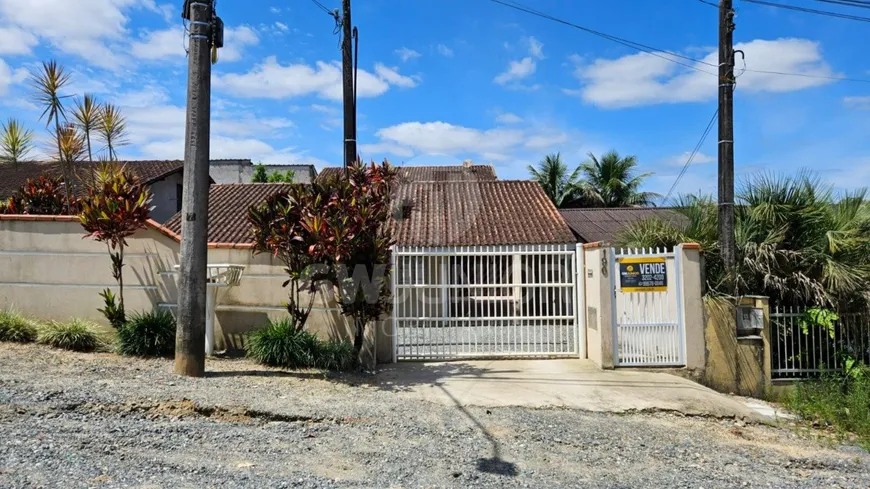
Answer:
[718,0,737,283]
[176,0,214,377]
[341,0,356,169]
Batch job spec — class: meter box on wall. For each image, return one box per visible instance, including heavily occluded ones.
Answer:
[736,304,764,336]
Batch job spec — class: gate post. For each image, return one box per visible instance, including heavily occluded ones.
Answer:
[582,243,615,369]
[677,243,705,373]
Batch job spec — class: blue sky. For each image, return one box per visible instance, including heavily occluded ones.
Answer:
[0,0,868,198]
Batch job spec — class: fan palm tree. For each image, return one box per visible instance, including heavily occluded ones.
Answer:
[527,153,583,208]
[97,103,128,161]
[579,150,661,207]
[0,118,35,164]
[30,60,73,206]
[618,172,870,308]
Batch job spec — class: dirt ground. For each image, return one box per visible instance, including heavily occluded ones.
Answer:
[1,343,868,488]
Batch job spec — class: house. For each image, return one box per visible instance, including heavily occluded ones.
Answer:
[0,159,316,223]
[209,159,316,184]
[316,161,498,183]
[559,207,686,244]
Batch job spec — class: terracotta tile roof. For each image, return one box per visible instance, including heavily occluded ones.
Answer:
[164,183,295,244]
[559,207,686,243]
[393,181,576,247]
[316,164,498,184]
[0,160,185,197]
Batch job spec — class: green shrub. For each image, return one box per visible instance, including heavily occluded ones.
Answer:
[0,308,38,343]
[38,319,102,352]
[788,370,870,450]
[315,339,357,372]
[118,310,175,357]
[247,318,355,371]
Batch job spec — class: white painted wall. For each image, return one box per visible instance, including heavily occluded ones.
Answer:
[148,173,184,223]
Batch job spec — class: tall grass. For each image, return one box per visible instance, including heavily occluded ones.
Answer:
[788,373,870,450]
[0,308,38,343]
[38,319,102,352]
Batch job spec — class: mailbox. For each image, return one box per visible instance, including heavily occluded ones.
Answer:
[736,304,764,337]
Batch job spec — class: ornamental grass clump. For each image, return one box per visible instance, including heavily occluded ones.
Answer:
[117,309,176,357]
[0,308,38,343]
[38,319,102,352]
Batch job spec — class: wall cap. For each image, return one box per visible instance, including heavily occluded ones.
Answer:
[681,242,702,250]
[0,214,80,222]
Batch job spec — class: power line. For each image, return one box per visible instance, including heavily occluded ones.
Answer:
[697,0,720,6]
[813,0,870,10]
[490,0,870,83]
[663,108,719,202]
[743,0,870,22]
[311,0,333,15]
[487,0,719,75]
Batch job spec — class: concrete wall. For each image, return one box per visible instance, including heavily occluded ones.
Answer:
[148,172,184,223]
[703,296,771,397]
[583,245,614,368]
[209,160,316,185]
[0,216,387,362]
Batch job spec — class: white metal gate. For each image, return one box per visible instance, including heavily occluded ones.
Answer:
[610,247,685,367]
[392,244,581,361]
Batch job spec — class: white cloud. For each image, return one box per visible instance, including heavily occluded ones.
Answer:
[374,121,527,160]
[0,58,27,96]
[274,22,289,32]
[130,26,184,60]
[494,57,535,85]
[844,95,870,109]
[0,0,157,68]
[374,63,417,88]
[310,103,337,114]
[524,133,568,150]
[131,25,258,62]
[395,47,421,62]
[216,56,414,100]
[359,142,415,159]
[569,38,838,108]
[436,44,453,58]
[668,151,715,166]
[527,36,544,59]
[495,112,523,124]
[0,26,38,55]
[219,26,260,62]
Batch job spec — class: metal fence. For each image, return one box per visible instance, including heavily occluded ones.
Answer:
[770,306,870,379]
[392,244,580,361]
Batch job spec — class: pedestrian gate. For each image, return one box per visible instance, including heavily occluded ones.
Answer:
[610,247,686,367]
[392,244,580,360]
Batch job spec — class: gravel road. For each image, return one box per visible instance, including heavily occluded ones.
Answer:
[1,343,868,488]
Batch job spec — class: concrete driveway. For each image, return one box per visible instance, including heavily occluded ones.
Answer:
[376,359,767,421]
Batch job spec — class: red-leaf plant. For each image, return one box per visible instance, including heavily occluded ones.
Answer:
[249,159,398,354]
[12,175,79,215]
[79,163,152,328]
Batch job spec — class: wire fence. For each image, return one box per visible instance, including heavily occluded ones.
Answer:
[770,306,870,379]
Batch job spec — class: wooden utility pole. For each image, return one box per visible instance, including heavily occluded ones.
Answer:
[176,0,214,377]
[718,0,736,281]
[341,0,356,169]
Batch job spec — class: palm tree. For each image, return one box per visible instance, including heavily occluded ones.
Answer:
[97,103,128,161]
[72,94,101,184]
[618,172,870,308]
[527,153,583,208]
[0,118,35,164]
[30,60,72,205]
[579,150,661,207]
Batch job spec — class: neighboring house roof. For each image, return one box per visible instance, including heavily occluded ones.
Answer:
[316,164,498,184]
[0,160,185,197]
[559,207,686,243]
[164,183,295,245]
[393,181,576,247]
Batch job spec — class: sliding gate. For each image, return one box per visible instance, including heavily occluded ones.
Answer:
[392,244,580,360]
[610,247,686,367]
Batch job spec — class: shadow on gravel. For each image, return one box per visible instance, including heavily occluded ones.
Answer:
[366,362,502,392]
[439,385,519,477]
[205,370,332,380]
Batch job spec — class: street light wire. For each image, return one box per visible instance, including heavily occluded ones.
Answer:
[743,0,870,22]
